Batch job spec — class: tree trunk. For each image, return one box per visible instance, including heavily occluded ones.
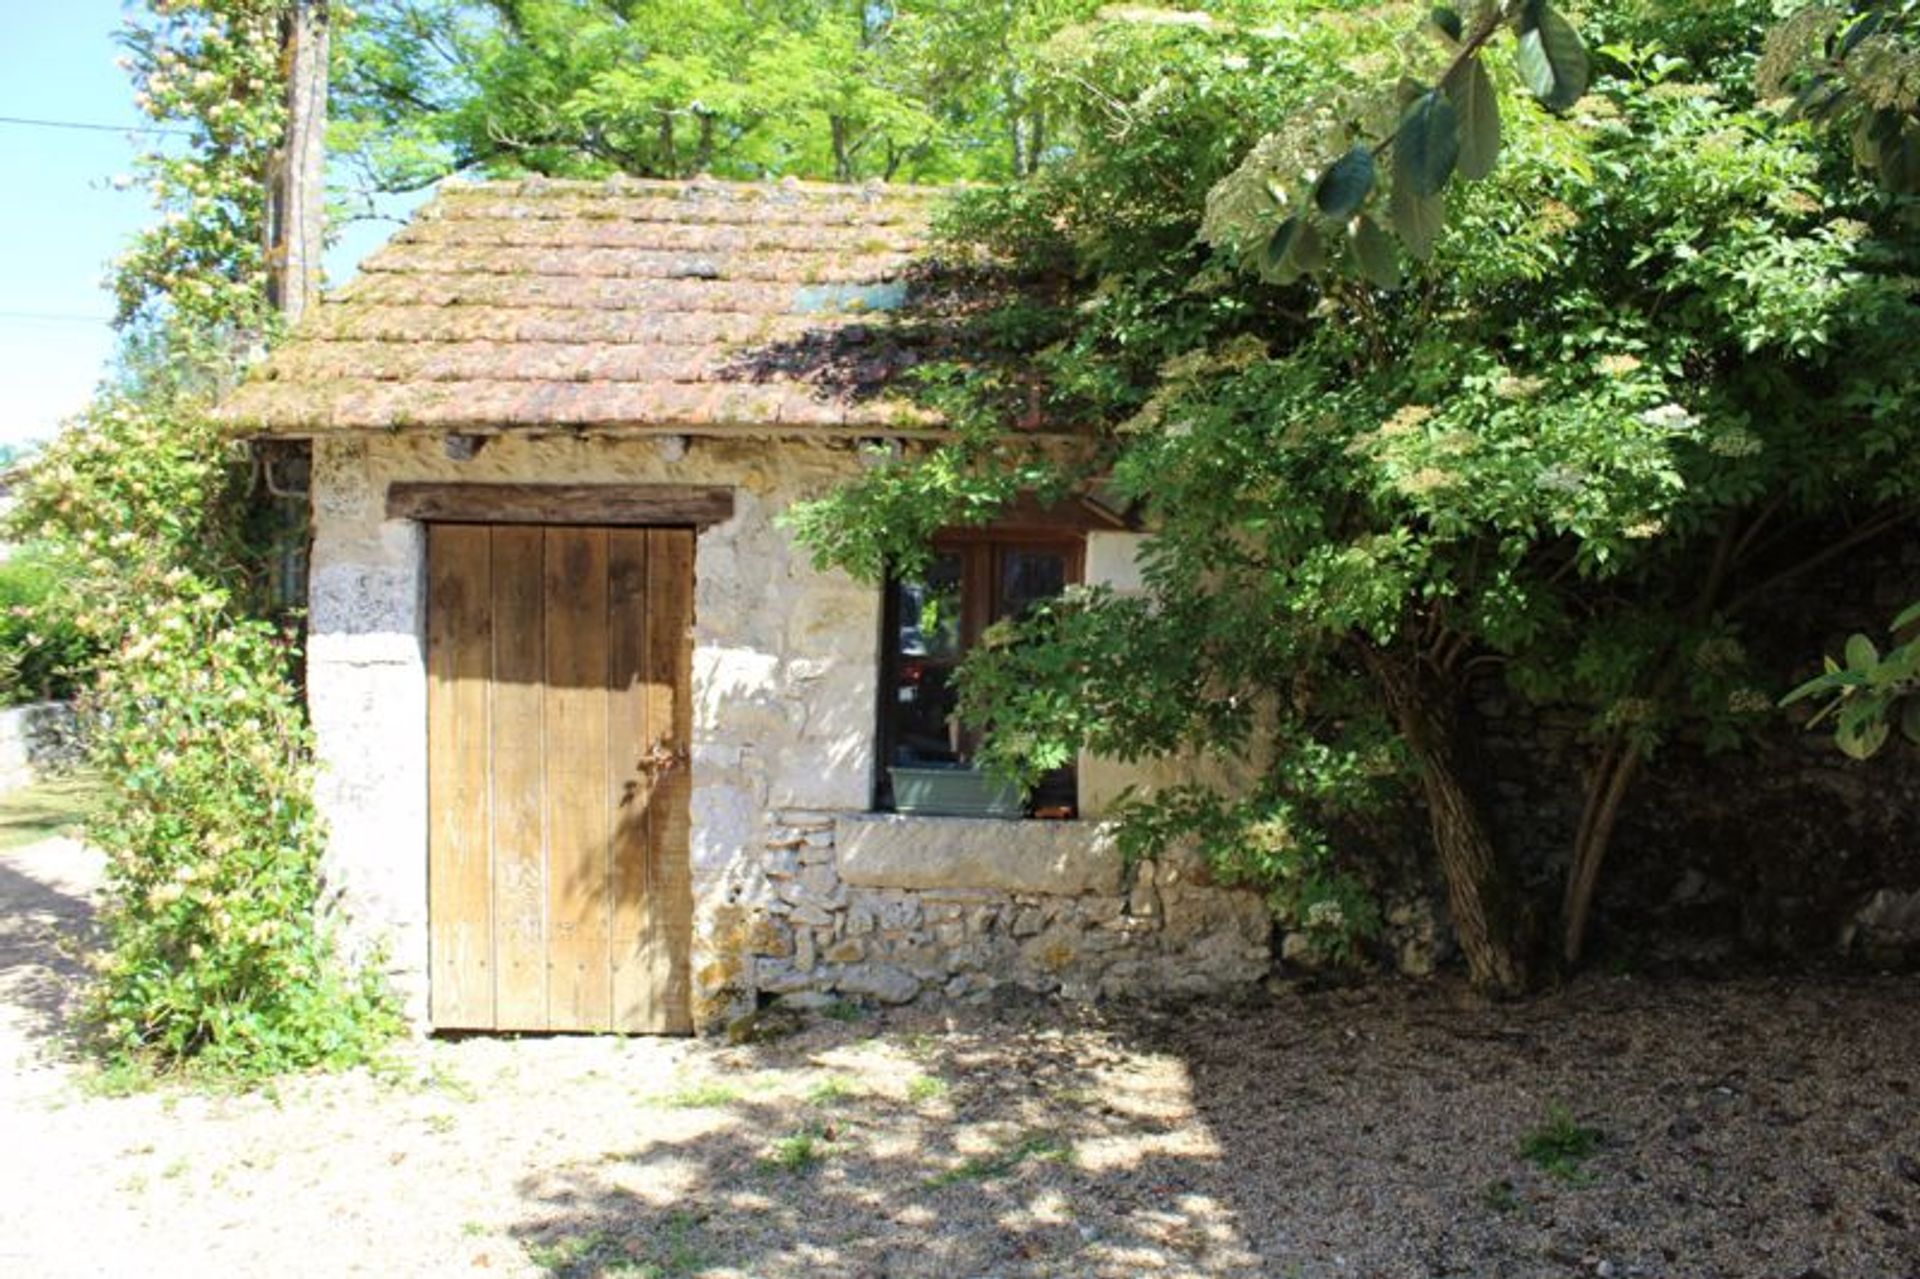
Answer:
[266,0,328,324]
[1561,744,1641,965]
[1366,648,1531,994]
[831,116,853,184]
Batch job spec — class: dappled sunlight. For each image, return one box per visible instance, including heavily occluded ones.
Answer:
[503,1007,1261,1277]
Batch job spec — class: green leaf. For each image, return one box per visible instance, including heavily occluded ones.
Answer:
[1315,146,1376,219]
[1396,90,1461,198]
[1893,601,1920,632]
[1349,215,1402,290]
[1840,9,1884,57]
[1846,633,1879,672]
[1780,672,1836,707]
[1430,6,1463,42]
[1837,715,1890,760]
[1444,56,1502,181]
[1389,176,1446,261]
[1258,217,1304,284]
[1293,221,1327,274]
[1902,698,1920,746]
[1515,0,1589,113]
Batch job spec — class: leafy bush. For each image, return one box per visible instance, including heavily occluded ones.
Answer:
[10,329,396,1080]
[1784,601,1920,758]
[0,547,104,705]
[80,584,398,1076]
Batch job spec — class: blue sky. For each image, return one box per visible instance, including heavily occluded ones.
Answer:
[0,3,419,449]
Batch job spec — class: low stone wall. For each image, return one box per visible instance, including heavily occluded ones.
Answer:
[0,701,81,792]
[701,810,1272,1015]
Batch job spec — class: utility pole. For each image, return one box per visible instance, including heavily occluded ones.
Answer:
[266,0,329,324]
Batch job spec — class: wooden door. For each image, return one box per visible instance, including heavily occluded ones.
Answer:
[427,523,694,1033]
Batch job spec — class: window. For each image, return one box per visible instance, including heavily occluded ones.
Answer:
[878,532,1082,816]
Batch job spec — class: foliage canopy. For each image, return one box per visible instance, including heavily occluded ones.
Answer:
[794,0,1920,986]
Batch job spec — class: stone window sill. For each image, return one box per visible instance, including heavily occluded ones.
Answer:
[836,813,1122,897]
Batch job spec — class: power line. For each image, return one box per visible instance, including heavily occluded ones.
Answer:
[0,310,115,325]
[0,114,193,138]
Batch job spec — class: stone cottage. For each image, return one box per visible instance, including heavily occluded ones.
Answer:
[220,176,1270,1034]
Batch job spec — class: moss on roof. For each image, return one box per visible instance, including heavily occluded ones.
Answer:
[221,177,961,437]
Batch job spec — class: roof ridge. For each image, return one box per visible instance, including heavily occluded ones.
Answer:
[437,174,960,200]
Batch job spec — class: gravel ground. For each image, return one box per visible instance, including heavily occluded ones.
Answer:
[1,833,1916,1279]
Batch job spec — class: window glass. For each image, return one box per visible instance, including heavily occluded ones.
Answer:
[888,552,963,766]
[896,553,963,661]
[879,538,1081,814]
[998,548,1069,623]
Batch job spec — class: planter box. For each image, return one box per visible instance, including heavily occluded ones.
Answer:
[888,765,1023,819]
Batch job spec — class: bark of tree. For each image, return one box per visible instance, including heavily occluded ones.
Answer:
[1366,646,1531,995]
[267,0,329,324]
[1561,741,1642,965]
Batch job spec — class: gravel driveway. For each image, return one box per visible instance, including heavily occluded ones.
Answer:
[1,833,1916,1278]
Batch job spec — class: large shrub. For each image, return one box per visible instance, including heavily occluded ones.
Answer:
[11,329,397,1078]
[82,584,397,1074]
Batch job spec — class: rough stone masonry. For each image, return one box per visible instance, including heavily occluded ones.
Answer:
[304,430,1271,1030]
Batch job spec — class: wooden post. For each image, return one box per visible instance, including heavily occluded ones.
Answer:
[267,0,329,323]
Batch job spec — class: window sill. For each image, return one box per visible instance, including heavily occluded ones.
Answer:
[836,813,1122,897]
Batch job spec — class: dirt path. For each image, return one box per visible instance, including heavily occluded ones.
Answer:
[1,831,1915,1278]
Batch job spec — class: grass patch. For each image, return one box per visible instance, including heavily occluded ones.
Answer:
[524,1230,629,1276]
[905,1073,949,1104]
[820,998,866,1022]
[0,771,100,852]
[525,1213,711,1279]
[927,1135,1070,1188]
[651,1080,744,1109]
[806,1074,859,1106]
[1520,1103,1602,1182]
[761,1126,833,1174]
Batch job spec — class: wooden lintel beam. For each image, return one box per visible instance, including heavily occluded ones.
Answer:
[387,482,735,529]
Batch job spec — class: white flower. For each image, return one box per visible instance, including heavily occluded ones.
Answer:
[1639,403,1698,432]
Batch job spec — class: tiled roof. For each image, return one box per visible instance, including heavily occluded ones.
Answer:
[221,177,961,437]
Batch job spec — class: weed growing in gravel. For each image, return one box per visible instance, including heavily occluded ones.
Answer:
[1480,1178,1519,1213]
[927,1135,1070,1187]
[905,1073,949,1103]
[410,1059,479,1104]
[762,1126,832,1174]
[807,1075,858,1106]
[524,1229,624,1276]
[651,1210,712,1276]
[650,1080,743,1109]
[1520,1104,1602,1182]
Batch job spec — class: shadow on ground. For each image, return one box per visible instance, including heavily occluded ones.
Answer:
[0,836,99,1048]
[504,978,1920,1279]
[506,1001,1260,1278]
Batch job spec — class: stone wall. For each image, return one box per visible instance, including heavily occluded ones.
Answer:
[304,430,1273,1029]
[1466,540,1920,971]
[705,811,1270,1012]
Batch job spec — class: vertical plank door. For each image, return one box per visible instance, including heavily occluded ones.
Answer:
[426,523,694,1033]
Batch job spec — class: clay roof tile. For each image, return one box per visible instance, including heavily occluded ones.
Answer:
[222,178,966,437]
